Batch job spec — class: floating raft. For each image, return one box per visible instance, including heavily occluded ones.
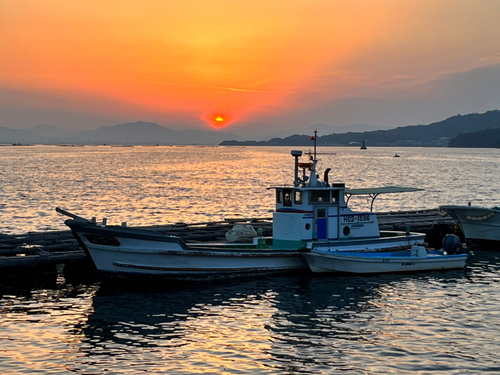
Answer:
[0,209,457,272]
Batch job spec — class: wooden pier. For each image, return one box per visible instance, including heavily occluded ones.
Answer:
[0,209,458,281]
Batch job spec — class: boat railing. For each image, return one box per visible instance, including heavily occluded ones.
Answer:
[55,207,94,223]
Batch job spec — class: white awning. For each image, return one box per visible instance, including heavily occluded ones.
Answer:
[345,186,423,211]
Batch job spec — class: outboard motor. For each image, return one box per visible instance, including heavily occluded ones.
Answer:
[442,234,464,254]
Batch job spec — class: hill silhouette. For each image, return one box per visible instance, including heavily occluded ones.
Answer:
[449,127,500,148]
[1,110,499,146]
[0,121,242,145]
[220,110,500,147]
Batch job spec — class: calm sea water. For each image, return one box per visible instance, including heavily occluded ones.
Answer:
[1,145,500,374]
[1,145,500,234]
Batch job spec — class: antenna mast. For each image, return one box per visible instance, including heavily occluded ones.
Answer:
[313,129,317,161]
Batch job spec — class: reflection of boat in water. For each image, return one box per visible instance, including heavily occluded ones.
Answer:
[56,131,427,282]
[439,205,500,242]
[82,284,231,351]
[78,267,480,372]
[82,274,381,351]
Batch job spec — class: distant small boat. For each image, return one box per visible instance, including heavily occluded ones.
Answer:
[439,205,500,242]
[394,154,400,157]
[360,140,367,149]
[303,237,471,274]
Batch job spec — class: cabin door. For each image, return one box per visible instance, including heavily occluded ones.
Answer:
[314,206,329,241]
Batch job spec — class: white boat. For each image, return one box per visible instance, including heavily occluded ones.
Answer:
[439,205,500,242]
[56,131,428,281]
[302,245,470,274]
[56,213,306,281]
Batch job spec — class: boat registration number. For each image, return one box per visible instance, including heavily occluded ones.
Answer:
[342,214,372,223]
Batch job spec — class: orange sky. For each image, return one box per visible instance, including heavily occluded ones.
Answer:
[1,0,499,134]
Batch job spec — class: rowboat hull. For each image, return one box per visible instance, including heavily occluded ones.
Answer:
[302,248,469,274]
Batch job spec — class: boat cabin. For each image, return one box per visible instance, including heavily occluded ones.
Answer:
[271,149,380,249]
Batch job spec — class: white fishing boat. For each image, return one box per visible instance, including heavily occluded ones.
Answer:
[303,238,471,274]
[56,131,428,281]
[439,205,500,242]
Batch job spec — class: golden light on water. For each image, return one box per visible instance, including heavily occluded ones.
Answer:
[164,292,278,373]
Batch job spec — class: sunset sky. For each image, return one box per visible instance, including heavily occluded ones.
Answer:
[1,0,499,137]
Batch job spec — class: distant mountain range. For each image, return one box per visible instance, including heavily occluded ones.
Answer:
[269,123,392,138]
[0,121,244,145]
[1,110,499,146]
[220,110,500,147]
[0,121,394,146]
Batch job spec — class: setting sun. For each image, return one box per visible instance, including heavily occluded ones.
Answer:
[207,113,230,128]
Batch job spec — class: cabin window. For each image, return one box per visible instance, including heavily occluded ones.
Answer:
[294,190,302,204]
[309,190,330,203]
[331,190,340,203]
[283,188,293,207]
[276,190,283,204]
[317,208,326,218]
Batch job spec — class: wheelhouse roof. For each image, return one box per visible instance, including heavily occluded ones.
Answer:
[269,183,345,190]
